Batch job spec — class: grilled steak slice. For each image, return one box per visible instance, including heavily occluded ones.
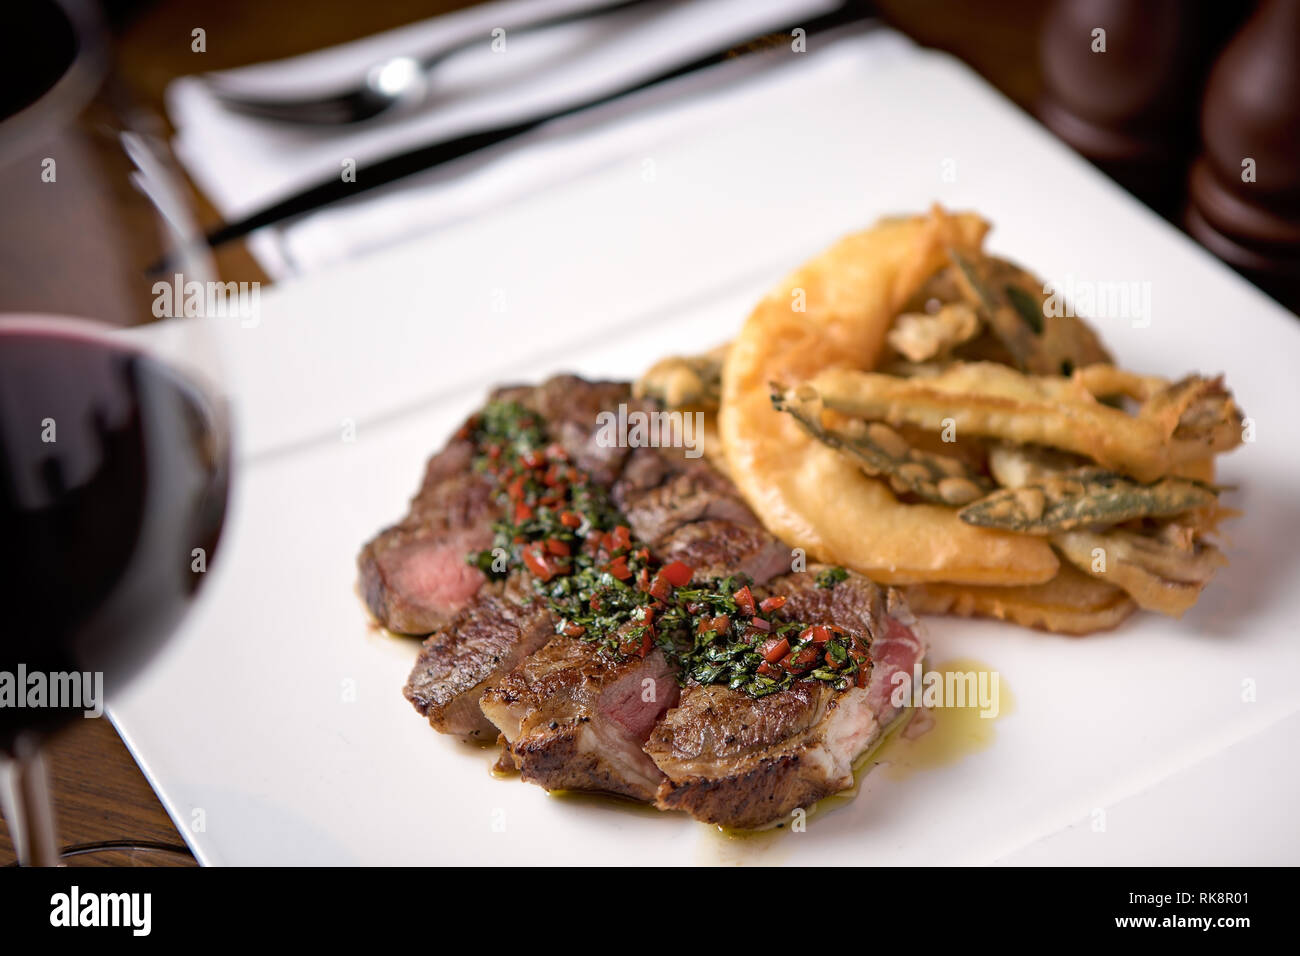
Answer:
[657,519,792,585]
[359,437,498,635]
[613,448,758,544]
[403,576,553,740]
[358,376,629,635]
[646,571,925,829]
[480,639,681,801]
[528,376,633,486]
[614,446,791,586]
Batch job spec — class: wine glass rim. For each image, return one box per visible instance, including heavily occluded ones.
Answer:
[0,313,129,342]
[0,0,109,167]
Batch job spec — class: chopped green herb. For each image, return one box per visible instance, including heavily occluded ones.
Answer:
[816,566,849,588]
[462,401,870,697]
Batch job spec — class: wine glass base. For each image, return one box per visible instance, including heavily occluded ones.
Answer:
[6,840,197,867]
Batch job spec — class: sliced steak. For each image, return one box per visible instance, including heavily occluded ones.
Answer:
[403,575,554,740]
[657,519,792,585]
[646,571,926,829]
[358,376,628,635]
[527,375,633,486]
[371,374,927,829]
[613,447,757,544]
[480,638,681,801]
[614,445,791,586]
[358,437,498,635]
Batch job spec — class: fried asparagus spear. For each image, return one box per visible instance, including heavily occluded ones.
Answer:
[957,469,1219,534]
[796,363,1244,483]
[774,385,993,506]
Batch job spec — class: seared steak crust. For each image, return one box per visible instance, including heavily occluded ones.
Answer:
[403,576,553,740]
[480,638,680,801]
[649,681,843,828]
[614,445,791,586]
[614,448,757,546]
[646,571,926,828]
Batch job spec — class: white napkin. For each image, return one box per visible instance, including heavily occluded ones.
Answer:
[167,0,853,279]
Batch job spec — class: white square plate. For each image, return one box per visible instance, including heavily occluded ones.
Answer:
[114,31,1300,865]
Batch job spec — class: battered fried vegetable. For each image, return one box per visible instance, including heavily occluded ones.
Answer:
[886,303,980,362]
[719,208,1061,585]
[958,469,1219,534]
[775,385,994,506]
[705,206,1242,630]
[985,443,1091,489]
[634,343,728,410]
[1051,525,1227,617]
[802,363,1244,483]
[948,251,1111,376]
[901,562,1137,635]
[1072,365,1168,402]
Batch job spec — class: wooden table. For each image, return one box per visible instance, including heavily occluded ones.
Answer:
[0,0,1042,865]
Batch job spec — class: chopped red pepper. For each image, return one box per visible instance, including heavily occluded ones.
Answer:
[648,571,673,602]
[521,544,557,582]
[733,585,756,616]
[610,525,632,551]
[514,501,534,523]
[607,556,631,581]
[545,538,570,557]
[520,449,545,469]
[759,595,787,614]
[800,624,833,644]
[660,561,693,587]
[637,606,656,657]
[758,636,789,663]
[697,615,730,636]
[559,511,582,528]
[785,645,821,674]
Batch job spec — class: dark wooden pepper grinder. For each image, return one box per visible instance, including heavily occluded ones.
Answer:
[1037,0,1247,218]
[1186,0,1300,312]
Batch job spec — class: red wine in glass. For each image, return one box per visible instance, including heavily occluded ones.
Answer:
[0,320,230,751]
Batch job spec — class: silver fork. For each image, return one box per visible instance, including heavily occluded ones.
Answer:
[202,0,661,125]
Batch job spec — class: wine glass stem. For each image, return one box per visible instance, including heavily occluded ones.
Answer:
[1,734,61,866]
